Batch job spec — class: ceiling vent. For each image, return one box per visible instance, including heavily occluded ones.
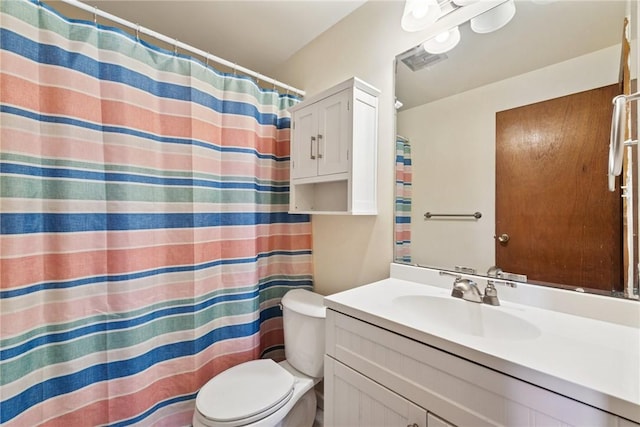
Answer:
[398,45,448,72]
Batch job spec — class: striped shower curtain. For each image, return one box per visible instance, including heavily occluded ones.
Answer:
[0,1,312,425]
[395,137,412,263]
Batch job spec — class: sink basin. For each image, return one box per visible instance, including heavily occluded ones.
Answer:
[392,295,541,341]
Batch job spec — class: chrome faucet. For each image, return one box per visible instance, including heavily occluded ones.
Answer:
[451,277,483,303]
[440,269,517,306]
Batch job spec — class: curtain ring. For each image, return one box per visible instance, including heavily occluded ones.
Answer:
[233,63,237,76]
[135,24,140,41]
[93,6,98,24]
[174,39,178,55]
[206,53,209,67]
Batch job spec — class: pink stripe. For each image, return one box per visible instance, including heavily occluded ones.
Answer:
[155,411,193,427]
[2,234,312,289]
[131,400,195,427]
[0,223,311,258]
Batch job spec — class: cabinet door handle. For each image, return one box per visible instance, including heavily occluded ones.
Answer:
[310,136,316,160]
[317,134,323,159]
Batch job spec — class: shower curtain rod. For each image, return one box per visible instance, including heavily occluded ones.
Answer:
[58,0,306,97]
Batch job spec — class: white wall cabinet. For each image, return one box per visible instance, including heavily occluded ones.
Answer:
[325,309,639,427]
[288,77,379,215]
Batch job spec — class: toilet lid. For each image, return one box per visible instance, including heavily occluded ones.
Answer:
[196,359,295,425]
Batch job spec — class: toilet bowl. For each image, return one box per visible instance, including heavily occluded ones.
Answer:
[192,289,326,427]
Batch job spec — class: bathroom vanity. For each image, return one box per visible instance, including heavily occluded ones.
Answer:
[323,263,640,427]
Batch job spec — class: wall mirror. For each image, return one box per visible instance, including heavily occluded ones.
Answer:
[394,0,640,299]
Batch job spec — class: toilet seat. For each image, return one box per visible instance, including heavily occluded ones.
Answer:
[196,359,295,427]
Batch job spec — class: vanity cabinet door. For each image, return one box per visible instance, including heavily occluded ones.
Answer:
[325,356,427,427]
[427,413,456,427]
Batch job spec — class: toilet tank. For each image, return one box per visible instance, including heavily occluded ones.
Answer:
[281,289,326,378]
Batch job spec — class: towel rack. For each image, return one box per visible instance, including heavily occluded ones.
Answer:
[424,212,482,219]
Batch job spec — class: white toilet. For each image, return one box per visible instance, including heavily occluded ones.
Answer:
[192,289,326,427]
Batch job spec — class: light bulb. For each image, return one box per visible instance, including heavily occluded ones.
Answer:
[411,1,429,19]
[401,0,441,32]
[435,31,450,43]
[423,26,461,54]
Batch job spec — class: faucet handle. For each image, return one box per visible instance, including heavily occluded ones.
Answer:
[482,282,500,306]
[486,265,503,278]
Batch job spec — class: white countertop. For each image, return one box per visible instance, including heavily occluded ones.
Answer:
[324,269,640,423]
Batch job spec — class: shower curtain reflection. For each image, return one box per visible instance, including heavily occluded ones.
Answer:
[0,1,312,425]
[395,136,412,263]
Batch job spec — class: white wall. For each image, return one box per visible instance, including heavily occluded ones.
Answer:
[397,45,620,274]
[271,1,432,296]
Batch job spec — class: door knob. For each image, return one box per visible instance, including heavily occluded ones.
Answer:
[497,233,510,243]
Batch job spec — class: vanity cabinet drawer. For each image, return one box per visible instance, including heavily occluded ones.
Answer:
[326,309,624,427]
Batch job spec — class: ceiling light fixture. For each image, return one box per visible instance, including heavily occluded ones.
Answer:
[401,0,442,32]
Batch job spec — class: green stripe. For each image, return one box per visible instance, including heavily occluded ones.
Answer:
[0,176,290,204]
[395,204,412,213]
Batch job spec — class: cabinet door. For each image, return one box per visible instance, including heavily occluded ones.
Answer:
[325,356,427,427]
[291,103,318,179]
[317,89,350,176]
[428,413,456,427]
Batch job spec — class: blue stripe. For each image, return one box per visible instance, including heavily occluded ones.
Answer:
[108,393,198,427]
[0,252,313,299]
[0,29,292,129]
[395,216,411,224]
[0,212,309,235]
[0,162,288,191]
[0,319,261,423]
[0,105,290,161]
[395,155,412,166]
[260,304,284,324]
[394,198,412,205]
